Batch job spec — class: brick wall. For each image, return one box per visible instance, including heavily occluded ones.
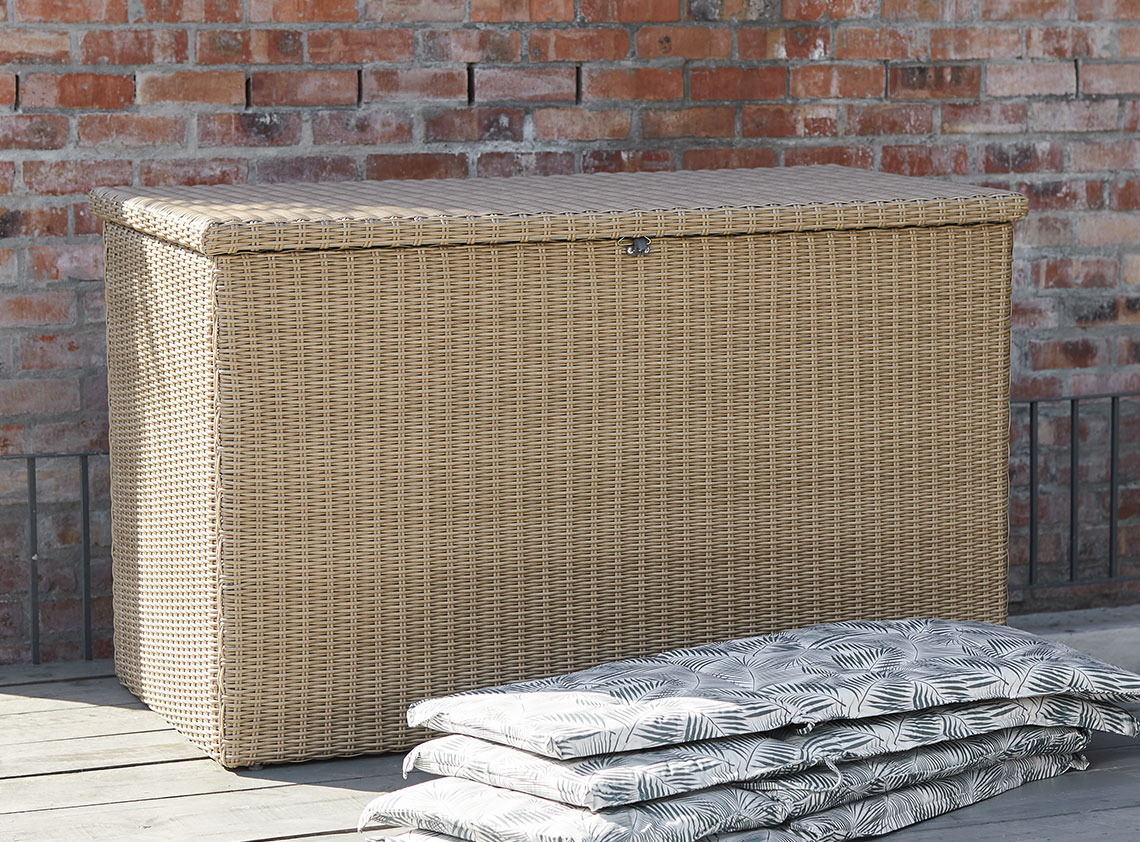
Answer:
[1,0,1139,659]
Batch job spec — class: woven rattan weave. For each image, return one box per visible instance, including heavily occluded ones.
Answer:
[95,166,1028,767]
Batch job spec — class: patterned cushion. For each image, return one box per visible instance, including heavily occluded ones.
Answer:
[404,695,1132,808]
[407,619,1140,759]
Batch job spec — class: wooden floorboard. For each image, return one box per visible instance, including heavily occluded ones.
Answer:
[2,729,205,778]
[0,659,115,687]
[0,675,143,715]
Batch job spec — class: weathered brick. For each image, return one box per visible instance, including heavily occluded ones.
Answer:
[791,64,885,98]
[365,153,468,180]
[138,0,241,22]
[14,0,126,22]
[785,145,874,167]
[0,292,74,326]
[835,27,927,59]
[1016,215,1073,247]
[1126,102,1140,131]
[0,379,80,414]
[642,105,734,138]
[982,141,1064,173]
[23,160,132,195]
[196,30,303,64]
[689,66,785,101]
[475,67,576,103]
[77,114,185,146]
[363,68,467,102]
[80,29,188,64]
[1016,180,1104,211]
[0,250,15,285]
[1029,338,1108,370]
[931,26,1021,59]
[311,110,413,144]
[582,67,684,101]
[528,29,630,61]
[889,64,981,99]
[72,202,99,236]
[362,0,465,20]
[1033,258,1117,290]
[250,0,356,21]
[882,0,972,19]
[533,108,631,140]
[20,333,104,371]
[0,206,68,238]
[1124,253,1140,285]
[1027,25,1113,58]
[1075,0,1140,20]
[783,0,874,19]
[139,158,247,186]
[580,0,680,22]
[251,71,357,107]
[425,108,524,142]
[1112,178,1140,210]
[1029,100,1119,133]
[27,244,104,282]
[1081,64,1140,96]
[1120,338,1140,365]
[198,112,302,147]
[419,29,521,62]
[582,148,673,173]
[743,104,838,137]
[942,102,1027,134]
[881,144,969,175]
[21,74,133,109]
[476,151,574,177]
[981,0,1068,18]
[137,70,244,105]
[682,147,778,169]
[1077,213,1140,246]
[1121,28,1140,57]
[0,163,13,195]
[309,29,414,63]
[256,156,358,183]
[846,103,933,135]
[471,0,574,21]
[636,26,732,58]
[738,27,829,59]
[988,62,1076,96]
[0,30,71,64]
[1071,140,1140,171]
[0,74,13,109]
[1011,299,1059,330]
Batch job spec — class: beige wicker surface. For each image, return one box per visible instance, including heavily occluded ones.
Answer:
[97,167,1025,767]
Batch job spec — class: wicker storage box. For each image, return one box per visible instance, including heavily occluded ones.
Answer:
[92,166,1027,768]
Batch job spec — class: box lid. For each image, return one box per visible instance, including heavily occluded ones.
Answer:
[90,165,1028,257]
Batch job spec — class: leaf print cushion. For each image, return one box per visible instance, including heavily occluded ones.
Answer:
[404,695,1134,809]
[407,618,1140,758]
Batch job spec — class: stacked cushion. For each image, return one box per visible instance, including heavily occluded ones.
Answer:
[359,619,1140,842]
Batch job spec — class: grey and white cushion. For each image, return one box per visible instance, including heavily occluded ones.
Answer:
[407,619,1140,758]
[404,695,1133,808]
[359,726,1090,842]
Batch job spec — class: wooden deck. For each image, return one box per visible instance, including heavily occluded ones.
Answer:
[3,635,1140,841]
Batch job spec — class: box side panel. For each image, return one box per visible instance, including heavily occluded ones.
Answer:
[104,222,222,758]
[214,221,1011,764]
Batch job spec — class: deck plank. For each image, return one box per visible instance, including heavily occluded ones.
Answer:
[0,701,157,745]
[0,659,115,687]
[2,730,204,778]
[0,676,140,715]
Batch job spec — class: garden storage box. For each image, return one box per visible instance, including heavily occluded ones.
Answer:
[92,166,1028,767]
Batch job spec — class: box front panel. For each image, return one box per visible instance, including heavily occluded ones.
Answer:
[215,222,1011,764]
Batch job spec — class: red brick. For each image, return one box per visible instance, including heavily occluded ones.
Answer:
[80,29,188,64]
[0,380,80,414]
[308,29,413,62]
[310,110,412,144]
[26,244,104,282]
[476,151,574,178]
[983,142,1064,173]
[474,67,576,103]
[931,26,1021,59]
[471,0,573,20]
[0,292,74,326]
[786,145,875,167]
[1016,180,1104,211]
[0,206,68,238]
[0,425,25,455]
[139,158,247,187]
[0,249,15,283]
[20,333,104,371]
[1113,178,1140,211]
[846,103,933,135]
[419,29,521,61]
[0,74,13,109]
[738,27,829,60]
[882,0,972,19]
[137,70,244,105]
[363,68,467,102]
[690,66,786,101]
[362,0,465,20]
[1081,64,1140,96]
[198,112,301,147]
[582,148,673,173]
[1076,0,1140,19]
[1011,299,1059,329]
[791,64,885,98]
[836,27,927,59]
[987,62,1076,96]
[1016,215,1073,247]
[1029,100,1118,133]
[1027,25,1113,58]
[1077,214,1140,246]
[250,0,356,21]
[196,30,303,64]
[250,71,356,107]
[881,144,969,175]
[981,0,1067,18]
[1127,102,1140,131]
[682,148,778,170]
[888,64,980,99]
[1125,253,1140,285]
[783,0,874,19]
[529,28,630,61]
[1028,339,1107,370]
[743,104,838,137]
[1071,370,1140,398]
[0,30,71,63]
[533,108,631,140]
[1120,338,1140,365]
[24,160,131,195]
[364,153,468,180]
[942,102,1027,133]
[71,202,99,235]
[77,114,184,147]
[582,67,683,101]
[21,74,133,110]
[636,26,731,58]
[1071,140,1140,171]
[580,0,680,22]
[256,156,358,183]
[14,0,126,22]
[1121,28,1140,57]
[0,162,12,194]
[138,0,241,21]
[425,108,524,142]
[642,106,734,138]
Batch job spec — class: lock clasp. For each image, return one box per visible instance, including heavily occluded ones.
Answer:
[621,235,652,256]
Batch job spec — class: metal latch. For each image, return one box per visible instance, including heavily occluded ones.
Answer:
[622,236,652,256]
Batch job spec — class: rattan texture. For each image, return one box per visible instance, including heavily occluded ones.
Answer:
[97,168,1024,767]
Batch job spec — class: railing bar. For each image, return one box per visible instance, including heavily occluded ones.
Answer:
[1069,399,1079,582]
[1109,396,1120,581]
[26,457,39,665]
[1011,390,1140,403]
[1028,402,1038,587]
[80,454,93,661]
[0,450,108,460]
